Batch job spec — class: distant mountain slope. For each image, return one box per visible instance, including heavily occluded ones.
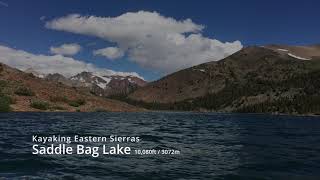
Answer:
[266,44,320,60]
[44,71,147,97]
[127,46,320,114]
[0,63,143,112]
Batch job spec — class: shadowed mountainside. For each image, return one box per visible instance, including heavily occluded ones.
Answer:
[125,45,320,115]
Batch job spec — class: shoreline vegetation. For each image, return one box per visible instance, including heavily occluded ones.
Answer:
[107,94,320,117]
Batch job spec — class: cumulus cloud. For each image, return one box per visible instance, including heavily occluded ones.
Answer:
[0,44,143,79]
[93,47,124,60]
[46,11,243,73]
[50,43,81,56]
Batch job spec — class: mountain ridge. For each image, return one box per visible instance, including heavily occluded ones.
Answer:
[125,45,320,115]
[42,71,147,97]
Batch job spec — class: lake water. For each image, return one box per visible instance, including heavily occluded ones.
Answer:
[0,112,320,180]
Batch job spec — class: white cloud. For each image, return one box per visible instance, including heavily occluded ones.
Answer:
[46,11,243,73]
[50,43,81,56]
[0,44,143,79]
[0,1,8,7]
[93,47,124,60]
[40,16,46,21]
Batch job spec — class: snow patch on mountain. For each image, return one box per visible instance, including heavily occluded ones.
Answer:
[288,53,311,60]
[193,69,206,73]
[277,48,289,52]
[97,82,107,89]
[94,74,111,84]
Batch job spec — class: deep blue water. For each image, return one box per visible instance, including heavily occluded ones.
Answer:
[0,112,320,180]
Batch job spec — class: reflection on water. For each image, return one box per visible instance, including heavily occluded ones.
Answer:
[0,112,320,179]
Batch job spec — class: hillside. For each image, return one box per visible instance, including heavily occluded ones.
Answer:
[126,45,320,115]
[0,63,144,112]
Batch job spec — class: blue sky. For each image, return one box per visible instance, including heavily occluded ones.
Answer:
[0,0,319,80]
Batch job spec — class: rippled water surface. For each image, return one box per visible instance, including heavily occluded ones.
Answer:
[0,112,320,180]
